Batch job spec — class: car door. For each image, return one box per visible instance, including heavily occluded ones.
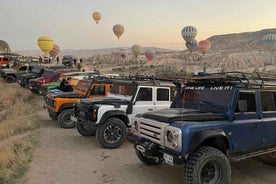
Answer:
[259,90,276,146]
[153,87,172,111]
[231,90,263,152]
[130,86,155,120]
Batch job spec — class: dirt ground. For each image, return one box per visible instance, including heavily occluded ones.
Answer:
[18,110,276,184]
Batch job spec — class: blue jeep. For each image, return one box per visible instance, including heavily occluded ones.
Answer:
[128,72,276,184]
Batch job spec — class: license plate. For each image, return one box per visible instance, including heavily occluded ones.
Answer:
[70,115,77,122]
[163,153,174,166]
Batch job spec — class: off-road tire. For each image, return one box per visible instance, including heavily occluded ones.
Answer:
[77,122,96,136]
[58,109,76,128]
[135,149,162,166]
[184,146,231,184]
[5,75,16,83]
[48,110,58,120]
[96,118,127,149]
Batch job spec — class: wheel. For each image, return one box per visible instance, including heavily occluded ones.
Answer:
[135,149,162,166]
[5,75,16,83]
[184,146,231,184]
[77,122,96,136]
[96,118,127,149]
[57,109,76,128]
[48,110,58,120]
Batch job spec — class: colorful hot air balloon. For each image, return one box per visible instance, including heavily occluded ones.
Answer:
[0,40,11,53]
[37,36,54,55]
[119,48,128,59]
[113,24,125,40]
[49,44,60,57]
[262,34,276,50]
[92,11,102,24]
[131,44,142,57]
[145,50,155,62]
[186,39,198,53]
[181,26,197,43]
[198,40,211,55]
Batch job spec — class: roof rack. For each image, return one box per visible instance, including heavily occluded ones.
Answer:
[190,72,276,89]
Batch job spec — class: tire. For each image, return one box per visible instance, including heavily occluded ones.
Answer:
[184,146,231,184]
[48,110,58,120]
[5,75,16,83]
[77,122,96,136]
[135,149,162,166]
[57,109,76,128]
[96,117,127,149]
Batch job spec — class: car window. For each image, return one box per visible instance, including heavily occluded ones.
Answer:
[157,88,169,101]
[235,91,256,113]
[136,87,152,101]
[260,91,276,111]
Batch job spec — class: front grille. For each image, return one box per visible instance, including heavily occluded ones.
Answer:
[29,81,39,89]
[138,118,165,145]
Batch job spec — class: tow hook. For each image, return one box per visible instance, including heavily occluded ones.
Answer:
[136,145,146,153]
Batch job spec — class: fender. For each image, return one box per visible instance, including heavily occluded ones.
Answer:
[187,129,230,154]
[99,110,129,125]
[59,103,75,113]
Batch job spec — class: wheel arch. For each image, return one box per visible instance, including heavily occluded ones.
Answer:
[59,103,74,113]
[99,110,129,126]
[188,129,230,155]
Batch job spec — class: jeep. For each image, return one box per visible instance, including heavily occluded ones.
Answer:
[1,62,33,83]
[128,72,276,184]
[44,77,115,128]
[28,68,79,93]
[18,65,66,88]
[39,71,100,96]
[73,77,180,149]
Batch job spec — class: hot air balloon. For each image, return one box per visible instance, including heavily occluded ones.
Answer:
[145,50,155,62]
[119,48,128,59]
[0,40,11,53]
[186,39,198,53]
[131,44,142,57]
[181,26,197,43]
[92,11,102,24]
[198,40,211,55]
[262,34,276,51]
[37,36,54,55]
[113,24,124,40]
[49,44,60,58]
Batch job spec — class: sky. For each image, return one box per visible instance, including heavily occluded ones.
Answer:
[1,0,276,51]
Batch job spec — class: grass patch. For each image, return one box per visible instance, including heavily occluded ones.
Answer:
[0,133,39,184]
[0,81,43,183]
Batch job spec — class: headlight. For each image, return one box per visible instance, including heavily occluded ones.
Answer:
[53,101,56,107]
[165,127,182,151]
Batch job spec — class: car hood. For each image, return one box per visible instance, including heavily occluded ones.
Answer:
[30,76,47,82]
[142,108,227,123]
[79,97,130,107]
[51,92,84,98]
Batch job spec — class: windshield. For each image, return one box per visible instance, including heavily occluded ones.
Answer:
[177,85,234,112]
[109,83,137,96]
[42,71,54,77]
[74,80,91,93]
[31,68,41,73]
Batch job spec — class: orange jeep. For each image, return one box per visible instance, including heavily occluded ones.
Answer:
[44,77,114,128]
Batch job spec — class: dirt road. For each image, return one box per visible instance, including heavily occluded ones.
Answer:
[20,111,276,184]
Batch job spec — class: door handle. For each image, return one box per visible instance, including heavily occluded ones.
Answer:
[148,108,153,111]
[255,125,261,128]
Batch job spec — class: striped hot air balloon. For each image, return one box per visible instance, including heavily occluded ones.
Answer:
[198,40,211,55]
[49,44,60,57]
[0,40,11,53]
[262,34,276,50]
[37,36,54,55]
[181,26,197,43]
[186,39,198,53]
